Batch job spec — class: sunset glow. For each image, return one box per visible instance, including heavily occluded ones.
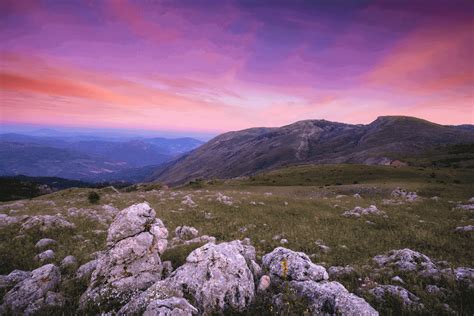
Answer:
[1,0,473,133]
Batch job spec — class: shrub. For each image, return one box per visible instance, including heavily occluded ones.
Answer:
[87,191,100,204]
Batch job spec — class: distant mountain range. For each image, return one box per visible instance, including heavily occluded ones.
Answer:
[0,134,203,181]
[151,116,474,185]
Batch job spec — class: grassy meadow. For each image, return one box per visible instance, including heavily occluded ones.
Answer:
[1,164,473,314]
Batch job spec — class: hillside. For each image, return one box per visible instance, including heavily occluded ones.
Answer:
[152,116,474,185]
[0,176,96,201]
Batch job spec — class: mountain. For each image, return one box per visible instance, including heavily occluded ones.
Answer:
[0,142,132,180]
[0,134,204,181]
[151,116,474,185]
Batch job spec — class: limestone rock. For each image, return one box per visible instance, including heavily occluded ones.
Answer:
[1,264,61,314]
[21,215,75,232]
[0,270,31,290]
[75,259,98,281]
[328,265,355,279]
[35,238,57,249]
[143,297,198,316]
[60,255,78,272]
[369,285,424,311]
[119,240,256,315]
[80,202,168,311]
[175,225,199,240]
[291,280,379,315]
[343,205,384,217]
[35,249,55,263]
[106,202,158,245]
[373,248,438,277]
[262,247,328,282]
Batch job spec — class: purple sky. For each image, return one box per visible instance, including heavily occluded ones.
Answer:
[1,0,473,134]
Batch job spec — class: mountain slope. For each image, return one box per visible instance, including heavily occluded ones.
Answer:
[151,116,474,185]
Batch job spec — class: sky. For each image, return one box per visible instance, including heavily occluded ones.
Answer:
[1,0,473,136]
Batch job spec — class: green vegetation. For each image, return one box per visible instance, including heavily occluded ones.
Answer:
[87,191,101,204]
[0,164,473,314]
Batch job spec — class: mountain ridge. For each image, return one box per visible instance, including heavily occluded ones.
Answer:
[151,116,474,185]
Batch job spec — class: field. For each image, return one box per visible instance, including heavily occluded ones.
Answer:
[1,164,473,314]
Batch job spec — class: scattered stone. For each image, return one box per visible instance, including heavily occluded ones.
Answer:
[21,215,75,232]
[216,192,233,205]
[328,266,355,279]
[175,225,199,240]
[280,238,288,244]
[454,225,474,233]
[369,285,424,311]
[262,247,328,282]
[315,240,330,253]
[257,275,271,292]
[181,195,197,207]
[119,240,256,315]
[354,193,362,199]
[391,276,404,284]
[80,202,168,311]
[35,238,57,249]
[425,284,444,297]
[454,267,474,288]
[391,188,418,202]
[0,214,28,227]
[343,205,384,217]
[0,264,61,314]
[35,249,55,263]
[60,255,78,272]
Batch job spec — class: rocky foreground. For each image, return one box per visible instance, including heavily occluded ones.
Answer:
[1,201,473,315]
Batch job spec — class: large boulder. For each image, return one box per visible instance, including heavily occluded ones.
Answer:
[119,240,257,315]
[21,215,75,232]
[79,202,168,311]
[262,247,328,282]
[0,264,61,314]
[290,280,379,315]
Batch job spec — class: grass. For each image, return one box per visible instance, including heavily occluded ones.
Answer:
[0,164,473,314]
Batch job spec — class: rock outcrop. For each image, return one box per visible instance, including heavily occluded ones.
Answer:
[119,240,257,315]
[143,297,198,315]
[79,202,168,311]
[262,247,377,315]
[0,264,61,314]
